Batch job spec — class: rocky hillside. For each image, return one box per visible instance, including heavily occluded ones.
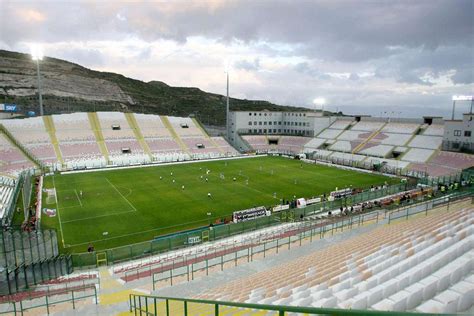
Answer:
[0,50,312,125]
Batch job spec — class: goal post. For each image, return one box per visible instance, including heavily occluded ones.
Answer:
[45,188,57,205]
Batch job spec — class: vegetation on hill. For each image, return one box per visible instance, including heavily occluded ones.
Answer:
[0,50,321,126]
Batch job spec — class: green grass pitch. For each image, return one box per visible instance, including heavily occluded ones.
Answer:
[41,156,398,253]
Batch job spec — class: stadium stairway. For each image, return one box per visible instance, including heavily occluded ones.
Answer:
[0,124,41,169]
[192,117,225,155]
[352,122,387,155]
[160,115,190,154]
[87,112,110,163]
[43,115,64,164]
[124,113,153,160]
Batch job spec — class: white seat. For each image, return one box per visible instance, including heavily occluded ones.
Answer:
[451,280,474,312]
[367,285,384,306]
[433,289,460,314]
[405,283,424,309]
[419,276,439,300]
[416,299,445,313]
[387,290,410,311]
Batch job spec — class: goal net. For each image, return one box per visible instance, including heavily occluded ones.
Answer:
[45,188,57,205]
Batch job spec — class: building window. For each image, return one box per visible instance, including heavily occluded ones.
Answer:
[259,122,262,125]
[259,129,262,133]
[254,121,257,125]
[454,130,461,136]
[248,122,252,126]
[452,142,460,149]
[263,129,267,133]
[278,129,281,133]
[269,121,272,125]
[254,113,256,116]
[464,131,471,137]
[249,113,252,116]
[264,121,267,125]
[259,113,262,116]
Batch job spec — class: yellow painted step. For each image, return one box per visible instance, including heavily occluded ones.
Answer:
[192,117,225,154]
[125,112,153,159]
[160,115,190,154]
[352,122,387,154]
[43,116,64,164]
[88,112,110,163]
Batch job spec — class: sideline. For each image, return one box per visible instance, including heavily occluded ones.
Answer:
[60,154,262,175]
[52,175,66,248]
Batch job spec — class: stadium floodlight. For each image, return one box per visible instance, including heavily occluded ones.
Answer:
[313,97,326,106]
[313,97,326,114]
[31,45,44,116]
[452,95,473,101]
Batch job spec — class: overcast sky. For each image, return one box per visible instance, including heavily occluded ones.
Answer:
[1,0,472,118]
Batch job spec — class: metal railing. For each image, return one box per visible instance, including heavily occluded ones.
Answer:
[151,211,382,289]
[0,284,98,315]
[128,294,442,316]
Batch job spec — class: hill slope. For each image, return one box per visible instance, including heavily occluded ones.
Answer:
[0,50,311,125]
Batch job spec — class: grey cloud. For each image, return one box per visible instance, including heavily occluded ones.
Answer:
[294,62,330,80]
[349,73,359,81]
[451,68,474,84]
[234,58,260,71]
[0,0,472,117]
[1,1,471,59]
[52,47,105,67]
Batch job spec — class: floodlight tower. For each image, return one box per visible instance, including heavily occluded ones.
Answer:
[226,69,230,138]
[225,61,231,140]
[452,95,474,119]
[31,47,44,116]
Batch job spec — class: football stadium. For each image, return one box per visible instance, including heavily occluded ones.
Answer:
[0,1,473,316]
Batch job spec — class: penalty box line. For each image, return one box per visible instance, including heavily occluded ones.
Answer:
[61,210,137,224]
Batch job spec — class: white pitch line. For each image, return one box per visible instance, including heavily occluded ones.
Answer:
[74,189,83,207]
[61,210,137,224]
[52,176,66,248]
[105,178,137,212]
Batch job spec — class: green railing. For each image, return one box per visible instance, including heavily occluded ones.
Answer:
[0,285,98,315]
[151,210,382,289]
[128,294,446,316]
[72,182,412,268]
[387,189,473,223]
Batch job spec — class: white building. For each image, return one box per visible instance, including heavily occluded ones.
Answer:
[227,110,339,150]
[443,113,474,153]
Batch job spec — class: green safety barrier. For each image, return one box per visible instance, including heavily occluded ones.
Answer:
[129,294,450,316]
